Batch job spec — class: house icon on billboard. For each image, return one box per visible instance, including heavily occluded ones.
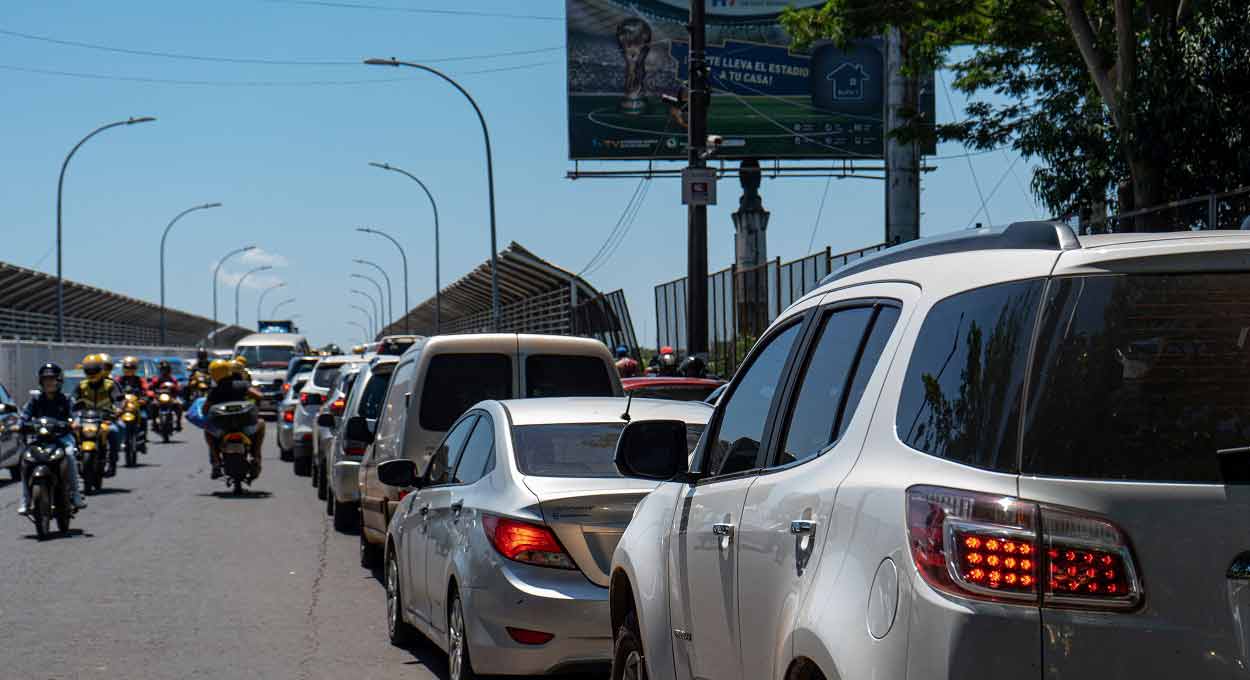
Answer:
[826,63,869,101]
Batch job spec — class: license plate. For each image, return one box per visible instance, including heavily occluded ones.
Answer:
[222,443,245,455]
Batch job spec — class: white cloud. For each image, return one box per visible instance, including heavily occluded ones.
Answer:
[239,247,289,268]
[216,269,285,290]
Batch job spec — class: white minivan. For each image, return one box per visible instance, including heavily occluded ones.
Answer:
[356,333,622,566]
[233,333,311,414]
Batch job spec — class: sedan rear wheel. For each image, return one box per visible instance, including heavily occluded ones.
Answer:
[448,592,477,680]
[386,551,416,646]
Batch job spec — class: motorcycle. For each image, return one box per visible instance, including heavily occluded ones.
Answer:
[74,409,111,493]
[154,382,178,443]
[18,416,76,539]
[119,394,147,467]
[209,400,260,496]
[185,376,210,403]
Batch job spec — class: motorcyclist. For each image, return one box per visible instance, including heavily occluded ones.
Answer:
[614,345,640,378]
[148,360,184,432]
[189,349,212,385]
[73,353,124,475]
[114,356,150,443]
[232,355,254,383]
[650,346,680,377]
[679,355,708,379]
[203,359,265,480]
[17,363,86,515]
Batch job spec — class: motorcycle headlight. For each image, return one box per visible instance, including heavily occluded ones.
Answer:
[23,450,35,463]
[38,426,49,436]
[159,394,171,404]
[100,422,110,432]
[50,449,65,462]
[122,413,136,423]
[82,424,98,437]
[82,441,97,452]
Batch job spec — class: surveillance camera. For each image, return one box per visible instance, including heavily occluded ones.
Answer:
[707,134,724,147]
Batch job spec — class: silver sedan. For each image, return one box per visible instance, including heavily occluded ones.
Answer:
[378,397,710,679]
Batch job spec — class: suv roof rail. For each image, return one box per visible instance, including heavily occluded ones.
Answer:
[821,220,1080,287]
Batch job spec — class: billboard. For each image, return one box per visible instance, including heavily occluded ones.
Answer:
[566,0,935,161]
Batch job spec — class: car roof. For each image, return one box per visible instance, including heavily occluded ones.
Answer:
[496,396,712,427]
[418,333,609,356]
[621,377,726,388]
[236,333,306,346]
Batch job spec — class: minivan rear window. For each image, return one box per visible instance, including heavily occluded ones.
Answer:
[1024,273,1250,482]
[312,363,343,388]
[525,355,613,397]
[419,354,513,431]
[237,346,296,369]
[896,279,1044,472]
[513,422,704,478]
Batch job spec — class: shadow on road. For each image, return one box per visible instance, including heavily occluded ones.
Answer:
[22,527,94,541]
[197,490,274,500]
[89,487,132,496]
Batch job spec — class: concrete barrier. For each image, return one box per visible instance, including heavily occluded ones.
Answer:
[0,341,197,399]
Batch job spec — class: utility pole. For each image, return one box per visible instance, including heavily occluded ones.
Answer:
[685,0,709,361]
[884,27,920,245]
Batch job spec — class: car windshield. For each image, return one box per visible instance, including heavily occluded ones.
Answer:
[1025,272,1250,483]
[237,346,296,369]
[513,422,704,478]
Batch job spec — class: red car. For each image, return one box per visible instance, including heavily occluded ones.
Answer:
[620,376,726,403]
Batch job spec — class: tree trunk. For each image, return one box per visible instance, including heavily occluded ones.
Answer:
[1124,147,1168,231]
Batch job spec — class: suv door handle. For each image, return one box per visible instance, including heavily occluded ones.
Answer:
[790,520,817,535]
[712,523,734,537]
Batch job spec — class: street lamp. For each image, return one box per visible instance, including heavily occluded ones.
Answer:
[257,281,287,324]
[363,164,437,334]
[347,321,369,343]
[212,245,256,339]
[354,259,393,335]
[270,297,296,318]
[56,116,157,341]
[234,265,273,327]
[160,201,221,345]
[350,272,387,331]
[363,59,499,330]
[349,303,375,338]
[350,289,379,336]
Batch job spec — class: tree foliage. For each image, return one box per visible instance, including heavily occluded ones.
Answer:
[782,0,1250,224]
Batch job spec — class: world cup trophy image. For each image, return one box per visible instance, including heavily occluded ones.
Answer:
[616,17,653,115]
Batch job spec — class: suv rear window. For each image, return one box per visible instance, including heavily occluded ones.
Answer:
[312,363,343,388]
[896,279,1044,472]
[513,422,704,478]
[419,354,513,431]
[1024,273,1250,482]
[525,355,613,397]
[237,346,296,369]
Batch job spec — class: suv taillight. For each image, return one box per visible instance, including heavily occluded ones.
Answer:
[482,515,576,570]
[329,397,346,416]
[907,486,1141,610]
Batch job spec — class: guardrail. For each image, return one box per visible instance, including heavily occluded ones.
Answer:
[0,340,198,398]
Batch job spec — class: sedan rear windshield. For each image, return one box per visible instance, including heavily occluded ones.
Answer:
[525,355,613,397]
[1025,273,1250,483]
[237,346,296,369]
[513,422,704,478]
[312,364,343,388]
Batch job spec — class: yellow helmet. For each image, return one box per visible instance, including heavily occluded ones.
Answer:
[82,353,104,378]
[122,356,139,374]
[233,355,248,367]
[208,359,234,383]
[98,353,114,372]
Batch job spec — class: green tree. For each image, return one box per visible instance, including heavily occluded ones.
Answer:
[783,0,1250,226]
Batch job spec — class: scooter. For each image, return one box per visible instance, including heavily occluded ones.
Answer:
[74,409,110,493]
[18,416,76,539]
[120,394,147,467]
[209,400,261,496]
[154,383,178,444]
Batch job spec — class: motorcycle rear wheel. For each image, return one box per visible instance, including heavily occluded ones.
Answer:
[31,484,50,540]
[126,439,138,467]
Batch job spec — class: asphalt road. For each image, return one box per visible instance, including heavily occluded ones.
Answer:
[0,429,602,680]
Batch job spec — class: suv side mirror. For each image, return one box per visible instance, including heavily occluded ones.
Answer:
[345,416,374,444]
[377,458,420,488]
[317,412,336,428]
[614,419,691,481]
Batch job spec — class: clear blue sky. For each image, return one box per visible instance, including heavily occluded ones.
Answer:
[0,1,1040,348]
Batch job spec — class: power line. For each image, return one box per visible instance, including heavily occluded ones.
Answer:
[807,176,833,253]
[585,179,651,277]
[938,71,992,227]
[965,154,1022,228]
[579,178,645,276]
[0,60,558,87]
[0,28,563,65]
[261,0,562,21]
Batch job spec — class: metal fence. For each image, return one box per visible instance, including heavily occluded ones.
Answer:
[0,306,249,347]
[656,242,886,377]
[1090,186,1250,233]
[572,289,639,356]
[0,340,198,398]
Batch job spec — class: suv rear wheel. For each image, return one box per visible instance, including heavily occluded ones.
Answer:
[611,611,646,680]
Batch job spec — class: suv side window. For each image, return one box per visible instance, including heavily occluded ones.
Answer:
[776,305,901,466]
[704,322,804,478]
[453,415,495,484]
[373,360,416,460]
[425,415,478,486]
[895,280,1044,472]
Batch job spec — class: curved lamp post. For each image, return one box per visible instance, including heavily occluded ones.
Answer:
[270,297,296,318]
[349,303,375,338]
[212,245,256,338]
[160,201,221,344]
[350,272,387,330]
[354,259,393,334]
[363,163,438,333]
[256,281,287,325]
[347,321,369,344]
[363,59,498,331]
[234,265,273,327]
[56,116,157,341]
[350,289,379,336]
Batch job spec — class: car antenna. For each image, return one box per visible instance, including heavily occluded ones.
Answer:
[621,393,634,422]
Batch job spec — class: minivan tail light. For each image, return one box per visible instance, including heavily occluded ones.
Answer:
[482,515,576,570]
[329,397,346,416]
[906,486,1141,610]
[343,444,366,456]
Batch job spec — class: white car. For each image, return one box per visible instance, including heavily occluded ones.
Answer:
[276,371,312,461]
[609,223,1250,680]
[293,355,362,477]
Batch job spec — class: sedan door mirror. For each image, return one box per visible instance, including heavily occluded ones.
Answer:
[345,415,375,444]
[317,412,336,428]
[377,458,420,488]
[614,419,691,481]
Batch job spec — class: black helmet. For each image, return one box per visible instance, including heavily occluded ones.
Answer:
[679,355,707,378]
[657,350,679,376]
[38,362,64,388]
[158,359,171,372]
[196,348,209,363]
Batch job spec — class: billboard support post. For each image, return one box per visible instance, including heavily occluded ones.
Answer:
[687,0,709,362]
[884,27,921,244]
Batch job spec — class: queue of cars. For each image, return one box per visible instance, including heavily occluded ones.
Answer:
[266,222,1240,680]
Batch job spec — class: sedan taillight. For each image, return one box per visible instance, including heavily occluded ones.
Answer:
[282,409,295,423]
[482,514,576,570]
[907,486,1141,610]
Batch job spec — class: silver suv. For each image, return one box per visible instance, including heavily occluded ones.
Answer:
[609,223,1250,680]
